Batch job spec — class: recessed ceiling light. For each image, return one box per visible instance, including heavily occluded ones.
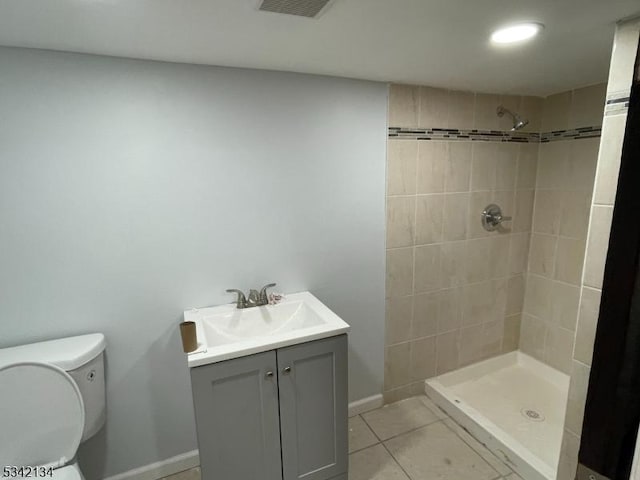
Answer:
[491,23,544,45]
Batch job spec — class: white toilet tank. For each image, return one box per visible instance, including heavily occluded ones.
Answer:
[0,334,106,440]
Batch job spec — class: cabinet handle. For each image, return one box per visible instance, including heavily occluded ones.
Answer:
[283,366,292,374]
[265,371,274,378]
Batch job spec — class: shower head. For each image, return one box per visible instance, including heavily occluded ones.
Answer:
[496,106,529,131]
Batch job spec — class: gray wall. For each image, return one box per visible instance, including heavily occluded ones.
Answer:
[0,47,387,478]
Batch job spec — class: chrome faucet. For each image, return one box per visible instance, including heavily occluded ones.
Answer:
[226,283,277,309]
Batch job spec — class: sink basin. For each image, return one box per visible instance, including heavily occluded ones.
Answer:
[185,291,350,367]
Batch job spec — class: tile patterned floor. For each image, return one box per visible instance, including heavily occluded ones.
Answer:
[163,394,524,480]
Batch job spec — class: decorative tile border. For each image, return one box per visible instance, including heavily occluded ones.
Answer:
[388,126,602,143]
[540,126,602,143]
[388,127,540,143]
[605,90,630,116]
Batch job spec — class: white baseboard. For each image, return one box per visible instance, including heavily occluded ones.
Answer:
[103,450,199,480]
[103,394,383,480]
[348,393,384,417]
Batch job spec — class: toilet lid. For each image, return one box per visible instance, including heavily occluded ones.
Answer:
[0,362,85,468]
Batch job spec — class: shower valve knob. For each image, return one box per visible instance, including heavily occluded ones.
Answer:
[481,204,512,231]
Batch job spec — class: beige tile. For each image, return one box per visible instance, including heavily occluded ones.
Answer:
[471,143,497,191]
[363,397,440,441]
[559,190,592,239]
[414,244,442,293]
[383,382,425,404]
[384,342,411,390]
[417,141,447,194]
[584,205,613,289]
[389,84,419,128]
[568,137,599,191]
[489,235,511,279]
[440,241,467,288]
[554,238,586,285]
[497,95,522,132]
[349,415,378,453]
[458,324,484,366]
[508,233,530,275]
[542,91,571,132]
[506,275,525,316]
[462,281,494,326]
[519,96,543,133]
[386,248,414,298]
[493,190,516,227]
[442,418,512,476]
[437,287,463,333]
[532,191,561,234]
[415,194,444,245]
[412,293,438,339]
[388,140,418,195]
[465,238,492,284]
[348,444,410,480]
[523,274,552,319]
[528,233,557,278]
[569,83,606,129]
[442,193,469,241]
[436,330,460,374]
[385,421,500,480]
[536,142,570,189]
[446,142,472,192]
[544,325,573,374]
[519,314,547,361]
[482,318,504,358]
[387,196,416,248]
[517,143,539,189]
[467,191,492,239]
[503,314,522,352]
[557,429,580,480]
[574,287,602,365]
[505,472,525,480]
[410,336,437,381]
[386,297,413,345]
[606,20,640,94]
[449,90,475,130]
[565,360,590,435]
[474,93,500,131]
[549,281,580,331]
[513,193,534,233]
[419,86,449,128]
[594,114,627,205]
[495,143,518,190]
[163,467,200,480]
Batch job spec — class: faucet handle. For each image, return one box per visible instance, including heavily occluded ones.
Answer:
[259,283,277,305]
[226,289,247,309]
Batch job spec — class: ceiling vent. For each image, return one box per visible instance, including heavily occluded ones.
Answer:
[258,0,333,18]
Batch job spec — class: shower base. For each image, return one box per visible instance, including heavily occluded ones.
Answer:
[425,351,569,480]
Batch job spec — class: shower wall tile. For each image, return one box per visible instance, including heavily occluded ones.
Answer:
[569,83,606,129]
[418,86,449,128]
[388,140,418,195]
[542,91,571,132]
[544,325,573,374]
[554,238,586,285]
[528,233,557,277]
[573,286,602,366]
[518,96,543,132]
[386,196,416,248]
[583,205,613,289]
[389,84,419,127]
[549,281,580,331]
[417,141,447,193]
[385,84,541,401]
[557,429,580,480]
[593,113,627,205]
[519,313,547,361]
[565,360,590,435]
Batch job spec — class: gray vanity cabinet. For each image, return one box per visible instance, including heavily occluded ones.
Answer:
[190,334,348,480]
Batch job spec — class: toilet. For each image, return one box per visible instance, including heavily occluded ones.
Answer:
[0,334,106,479]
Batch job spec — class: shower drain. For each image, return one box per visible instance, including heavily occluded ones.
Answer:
[521,408,545,422]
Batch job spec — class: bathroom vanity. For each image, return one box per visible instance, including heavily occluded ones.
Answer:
[186,292,350,480]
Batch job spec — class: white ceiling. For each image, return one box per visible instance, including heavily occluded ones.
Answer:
[0,0,638,96]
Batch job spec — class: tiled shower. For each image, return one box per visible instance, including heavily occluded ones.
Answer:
[385,82,605,401]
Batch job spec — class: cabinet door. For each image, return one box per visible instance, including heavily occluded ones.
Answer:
[277,334,348,480]
[190,350,282,480]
